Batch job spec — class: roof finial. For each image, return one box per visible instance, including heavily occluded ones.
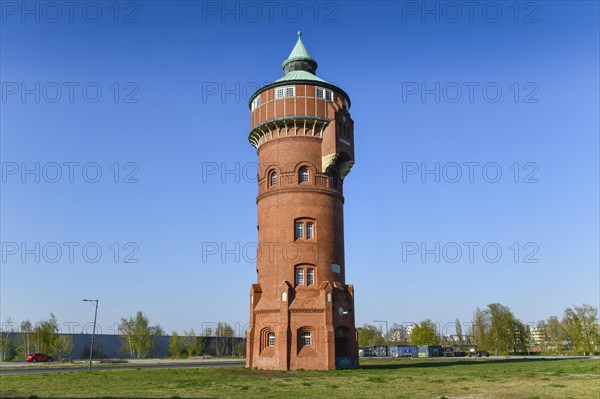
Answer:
[281,30,317,75]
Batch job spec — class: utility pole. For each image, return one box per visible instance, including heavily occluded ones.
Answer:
[374,320,389,357]
[82,299,99,371]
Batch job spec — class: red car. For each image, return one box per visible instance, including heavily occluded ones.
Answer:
[26,353,53,362]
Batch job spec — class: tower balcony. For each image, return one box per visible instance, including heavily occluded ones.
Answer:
[249,116,330,149]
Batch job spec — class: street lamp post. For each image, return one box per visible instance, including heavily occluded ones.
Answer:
[374,320,389,357]
[82,299,99,371]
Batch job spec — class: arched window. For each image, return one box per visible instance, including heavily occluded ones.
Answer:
[295,265,316,286]
[260,328,276,354]
[270,170,278,187]
[299,167,309,183]
[295,218,316,241]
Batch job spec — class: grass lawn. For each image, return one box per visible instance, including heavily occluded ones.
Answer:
[1,358,598,398]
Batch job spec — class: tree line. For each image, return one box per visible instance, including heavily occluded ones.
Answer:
[0,311,245,361]
[358,303,599,356]
[0,314,74,361]
[117,311,244,358]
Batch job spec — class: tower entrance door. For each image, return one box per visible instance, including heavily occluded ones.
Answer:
[335,327,355,369]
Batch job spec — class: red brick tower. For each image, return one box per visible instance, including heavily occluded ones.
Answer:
[246,32,358,370]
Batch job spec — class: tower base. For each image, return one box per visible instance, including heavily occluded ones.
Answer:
[246,281,359,371]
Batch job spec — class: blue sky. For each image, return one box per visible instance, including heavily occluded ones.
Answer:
[1,1,598,336]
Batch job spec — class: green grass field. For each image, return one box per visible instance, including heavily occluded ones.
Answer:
[1,358,598,398]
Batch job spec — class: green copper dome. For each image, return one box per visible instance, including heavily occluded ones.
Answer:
[282,31,315,67]
[249,31,352,108]
[274,70,327,83]
[278,31,324,82]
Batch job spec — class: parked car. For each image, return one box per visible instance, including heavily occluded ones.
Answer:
[26,353,53,362]
[468,348,490,357]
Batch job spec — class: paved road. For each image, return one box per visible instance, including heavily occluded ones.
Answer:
[0,360,246,375]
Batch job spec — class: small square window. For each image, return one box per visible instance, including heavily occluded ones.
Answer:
[285,86,295,97]
[316,87,333,101]
[300,331,311,346]
[276,88,284,98]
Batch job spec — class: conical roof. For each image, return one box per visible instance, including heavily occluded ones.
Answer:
[282,31,315,67]
[279,31,324,83]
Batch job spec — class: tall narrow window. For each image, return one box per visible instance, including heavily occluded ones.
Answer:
[299,167,309,183]
[295,221,304,239]
[251,95,261,111]
[268,332,275,346]
[306,222,314,239]
[295,267,304,285]
[270,171,277,187]
[306,268,314,285]
[300,331,312,346]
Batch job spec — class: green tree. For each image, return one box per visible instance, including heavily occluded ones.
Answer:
[485,303,516,355]
[169,332,182,358]
[357,324,385,347]
[32,314,59,355]
[409,320,438,345]
[472,307,491,351]
[182,329,204,358]
[546,316,565,352]
[18,320,33,358]
[562,304,599,355]
[119,311,160,359]
[508,318,530,354]
[0,317,17,361]
[472,304,525,354]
